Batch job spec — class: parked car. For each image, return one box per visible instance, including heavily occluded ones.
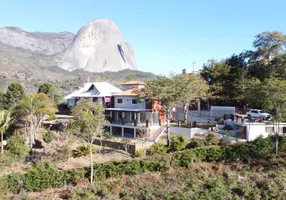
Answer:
[246,109,271,120]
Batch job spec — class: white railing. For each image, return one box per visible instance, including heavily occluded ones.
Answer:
[150,125,166,142]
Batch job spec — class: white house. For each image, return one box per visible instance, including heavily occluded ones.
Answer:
[105,81,163,126]
[64,82,122,108]
[64,81,165,139]
[224,120,286,141]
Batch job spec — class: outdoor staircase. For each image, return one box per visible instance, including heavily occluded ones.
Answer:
[149,125,166,142]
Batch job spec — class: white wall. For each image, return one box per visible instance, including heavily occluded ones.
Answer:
[170,127,209,139]
[114,96,146,109]
[210,106,235,117]
[246,124,269,141]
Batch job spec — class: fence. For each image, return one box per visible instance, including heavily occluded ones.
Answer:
[93,138,136,155]
[172,109,214,123]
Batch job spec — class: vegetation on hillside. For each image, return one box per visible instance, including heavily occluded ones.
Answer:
[0,30,286,199]
[1,134,285,199]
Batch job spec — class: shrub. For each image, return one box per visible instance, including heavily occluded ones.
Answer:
[72,145,95,158]
[0,154,13,170]
[7,172,25,194]
[7,165,84,193]
[0,176,9,199]
[174,146,224,167]
[85,159,169,182]
[23,164,65,192]
[170,136,188,151]
[174,149,196,167]
[223,136,276,162]
[205,132,219,145]
[198,178,231,199]
[250,136,274,159]
[218,138,232,147]
[193,146,224,162]
[64,169,84,185]
[223,142,251,162]
[135,149,145,157]
[146,143,168,155]
[187,138,206,149]
[43,130,54,143]
[6,135,30,159]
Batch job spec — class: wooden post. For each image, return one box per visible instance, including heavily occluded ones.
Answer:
[193,121,197,127]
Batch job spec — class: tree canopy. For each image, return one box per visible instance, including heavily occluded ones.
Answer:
[137,74,209,146]
[38,83,62,104]
[3,83,25,110]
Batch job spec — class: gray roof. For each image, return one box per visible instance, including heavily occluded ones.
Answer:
[64,82,122,99]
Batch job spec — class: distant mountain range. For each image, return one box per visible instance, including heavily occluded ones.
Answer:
[0,19,152,94]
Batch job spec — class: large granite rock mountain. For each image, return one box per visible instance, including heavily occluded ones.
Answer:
[0,27,75,55]
[0,19,137,72]
[60,19,137,72]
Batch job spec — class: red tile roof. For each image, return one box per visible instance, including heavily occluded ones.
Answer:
[113,89,138,96]
[121,81,145,85]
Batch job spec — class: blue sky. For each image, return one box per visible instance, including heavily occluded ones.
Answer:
[1,0,286,75]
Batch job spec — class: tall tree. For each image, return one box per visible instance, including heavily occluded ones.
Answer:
[38,83,62,104]
[137,75,208,146]
[261,78,286,156]
[253,31,286,60]
[71,100,107,184]
[180,74,209,124]
[201,60,231,105]
[0,110,11,154]
[3,82,25,110]
[16,93,56,148]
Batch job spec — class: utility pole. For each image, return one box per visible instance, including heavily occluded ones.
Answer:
[192,62,196,73]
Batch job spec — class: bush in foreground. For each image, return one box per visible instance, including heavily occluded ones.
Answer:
[146,143,168,155]
[170,135,188,151]
[6,135,30,159]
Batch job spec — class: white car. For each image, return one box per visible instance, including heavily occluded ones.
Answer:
[246,109,271,120]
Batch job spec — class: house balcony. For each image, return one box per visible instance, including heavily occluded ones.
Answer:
[104,108,165,139]
[105,108,163,128]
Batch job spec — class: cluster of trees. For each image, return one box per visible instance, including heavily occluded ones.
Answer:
[0,82,61,155]
[137,73,209,146]
[137,31,286,148]
[0,81,108,185]
[200,31,286,114]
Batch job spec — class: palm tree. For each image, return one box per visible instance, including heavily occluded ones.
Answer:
[0,110,11,154]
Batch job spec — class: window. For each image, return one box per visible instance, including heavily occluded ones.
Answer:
[117,98,123,104]
[251,110,258,113]
[132,99,138,104]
